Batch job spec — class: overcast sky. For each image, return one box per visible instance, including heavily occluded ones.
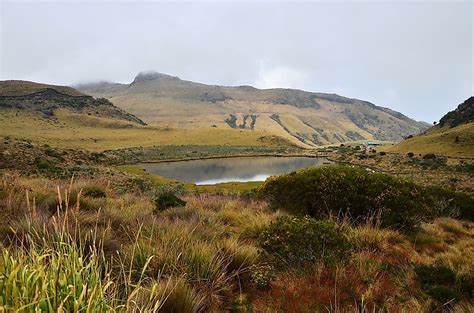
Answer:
[1,0,472,122]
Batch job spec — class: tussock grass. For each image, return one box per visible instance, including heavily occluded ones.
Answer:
[1,173,473,311]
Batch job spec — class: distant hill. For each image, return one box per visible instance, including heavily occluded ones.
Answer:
[76,71,428,147]
[387,97,474,157]
[0,80,145,125]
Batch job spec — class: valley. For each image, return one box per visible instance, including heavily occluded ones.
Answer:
[0,79,473,312]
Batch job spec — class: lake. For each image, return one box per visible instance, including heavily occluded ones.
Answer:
[138,156,333,185]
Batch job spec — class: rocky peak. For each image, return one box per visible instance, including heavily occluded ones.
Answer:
[132,71,180,84]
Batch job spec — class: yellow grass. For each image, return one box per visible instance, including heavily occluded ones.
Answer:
[386,123,474,158]
[0,109,289,151]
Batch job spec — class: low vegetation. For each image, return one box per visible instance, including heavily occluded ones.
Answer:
[1,167,473,311]
[260,166,474,230]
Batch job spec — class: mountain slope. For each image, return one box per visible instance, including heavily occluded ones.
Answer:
[0,80,295,151]
[76,71,428,147]
[0,80,145,125]
[387,97,474,157]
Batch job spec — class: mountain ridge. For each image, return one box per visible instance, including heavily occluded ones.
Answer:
[76,71,428,147]
[0,80,146,125]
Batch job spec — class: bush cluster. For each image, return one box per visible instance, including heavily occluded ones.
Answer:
[151,184,187,213]
[425,186,474,221]
[257,216,350,266]
[414,264,472,304]
[260,166,474,229]
[83,186,107,198]
[260,166,434,230]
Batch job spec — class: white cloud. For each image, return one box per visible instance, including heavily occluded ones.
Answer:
[254,62,308,90]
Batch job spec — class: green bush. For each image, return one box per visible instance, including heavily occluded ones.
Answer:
[151,185,187,213]
[414,264,457,286]
[427,286,461,304]
[83,186,107,198]
[425,186,474,221]
[258,216,350,266]
[259,166,435,230]
[414,264,463,304]
[459,274,474,298]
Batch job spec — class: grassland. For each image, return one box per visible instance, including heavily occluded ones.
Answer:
[326,145,474,194]
[385,123,474,158]
[1,172,473,312]
[0,109,293,152]
[0,80,84,97]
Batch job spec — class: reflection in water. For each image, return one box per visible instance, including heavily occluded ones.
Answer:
[138,156,332,185]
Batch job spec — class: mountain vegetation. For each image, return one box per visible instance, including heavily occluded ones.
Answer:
[0,80,145,124]
[387,97,474,157]
[76,71,429,147]
[0,80,295,153]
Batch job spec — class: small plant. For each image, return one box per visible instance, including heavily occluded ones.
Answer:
[407,152,414,158]
[251,264,275,289]
[258,216,350,265]
[151,184,187,213]
[423,153,436,159]
[83,185,107,198]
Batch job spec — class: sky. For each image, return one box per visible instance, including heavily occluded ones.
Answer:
[0,0,472,122]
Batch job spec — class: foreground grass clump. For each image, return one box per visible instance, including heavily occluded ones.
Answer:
[258,216,349,266]
[0,234,113,311]
[260,166,473,229]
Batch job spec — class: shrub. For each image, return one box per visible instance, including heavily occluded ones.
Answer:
[427,286,461,304]
[414,264,457,286]
[425,186,474,221]
[407,152,414,158]
[379,151,386,156]
[414,264,462,304]
[251,264,275,289]
[83,186,107,198]
[259,166,435,230]
[423,153,436,159]
[258,216,350,265]
[458,274,474,298]
[151,184,186,213]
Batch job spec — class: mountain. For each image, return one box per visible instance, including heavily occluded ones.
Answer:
[0,80,145,125]
[76,71,428,147]
[387,97,474,157]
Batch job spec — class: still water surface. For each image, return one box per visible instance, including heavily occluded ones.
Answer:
[138,156,332,185]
